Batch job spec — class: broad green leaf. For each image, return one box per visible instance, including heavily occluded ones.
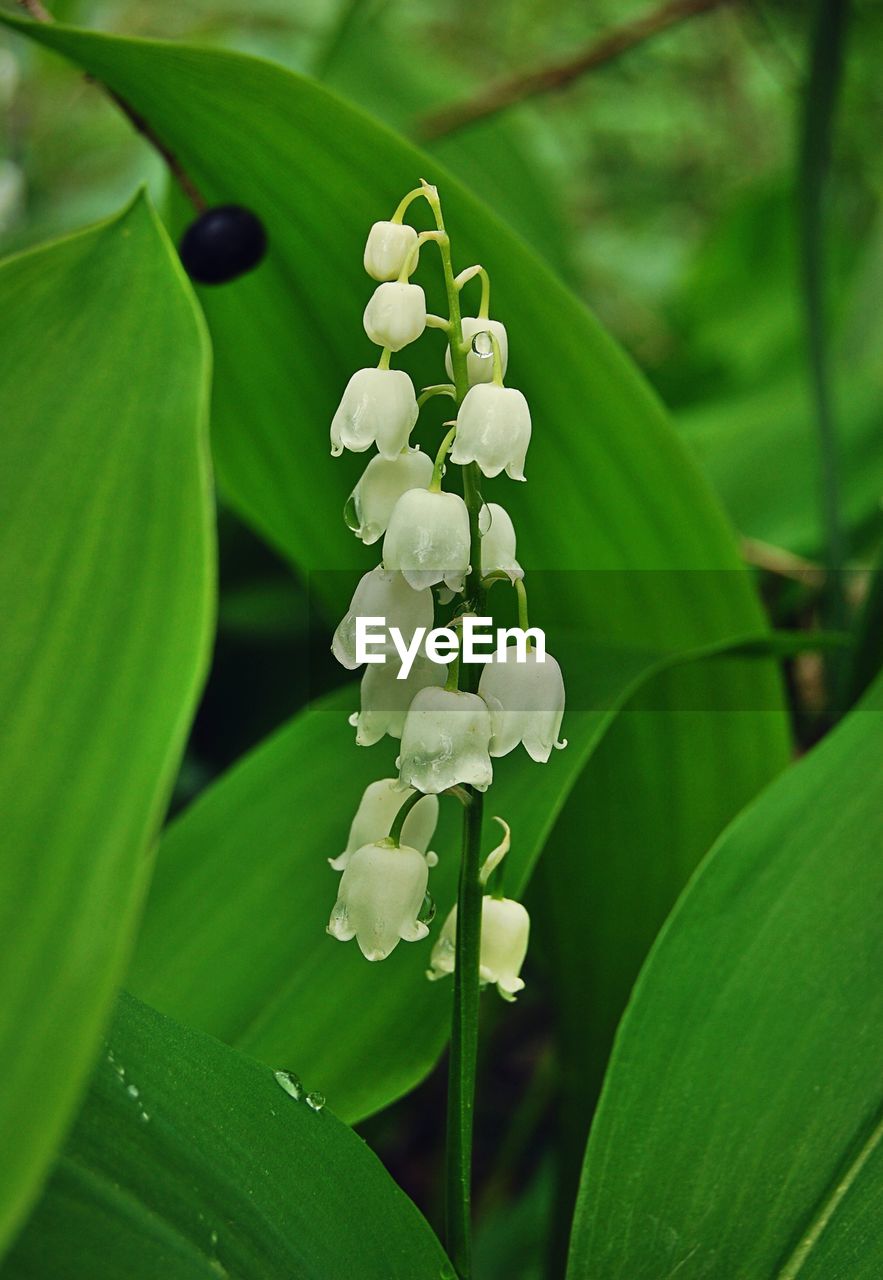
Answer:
[2,15,790,1136]
[128,630,791,1124]
[0,196,214,1249]
[2,992,450,1280]
[567,677,883,1279]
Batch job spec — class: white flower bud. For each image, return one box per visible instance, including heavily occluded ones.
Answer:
[383,488,471,593]
[445,317,509,386]
[428,896,530,1001]
[350,654,445,746]
[327,840,431,961]
[479,503,523,583]
[330,367,418,460]
[478,646,566,763]
[450,383,531,481]
[329,779,438,871]
[363,281,427,351]
[363,221,419,282]
[346,448,433,546]
[332,566,433,670]
[398,687,493,793]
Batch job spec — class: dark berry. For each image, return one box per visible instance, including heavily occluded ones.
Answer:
[179,205,267,285]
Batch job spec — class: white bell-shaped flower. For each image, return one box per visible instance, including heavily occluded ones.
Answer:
[450,383,531,480]
[346,448,433,546]
[363,221,419,281]
[330,368,418,460]
[478,645,566,763]
[383,488,471,593]
[327,840,431,961]
[363,282,427,351]
[350,654,445,746]
[428,896,530,1001]
[332,566,433,670]
[479,503,523,583]
[398,687,493,793]
[445,317,509,386]
[329,779,438,871]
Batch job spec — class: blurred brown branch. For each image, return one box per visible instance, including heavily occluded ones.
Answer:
[14,0,207,211]
[417,0,737,141]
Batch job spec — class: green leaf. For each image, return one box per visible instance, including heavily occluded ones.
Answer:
[0,196,214,1249]
[566,676,883,1279]
[2,992,451,1280]
[128,629,789,1124]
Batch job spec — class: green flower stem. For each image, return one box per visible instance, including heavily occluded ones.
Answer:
[424,180,485,1280]
[388,789,425,845]
[454,264,491,319]
[430,426,457,492]
[514,578,530,633]
[392,185,426,223]
[417,384,456,409]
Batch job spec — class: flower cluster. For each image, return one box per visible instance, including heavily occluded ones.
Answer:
[325,181,565,997]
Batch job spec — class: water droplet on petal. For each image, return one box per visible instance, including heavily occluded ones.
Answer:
[471,331,493,359]
[305,1091,325,1112]
[274,1069,305,1101]
[418,891,436,925]
[343,492,361,534]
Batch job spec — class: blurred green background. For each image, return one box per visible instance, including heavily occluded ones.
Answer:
[2,3,880,1272]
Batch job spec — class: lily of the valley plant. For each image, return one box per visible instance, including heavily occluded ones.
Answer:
[326,180,566,1276]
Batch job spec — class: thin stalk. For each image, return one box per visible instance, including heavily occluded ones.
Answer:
[798,0,851,644]
[424,181,485,1279]
[446,785,484,1279]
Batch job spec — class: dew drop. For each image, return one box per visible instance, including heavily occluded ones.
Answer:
[126,1084,140,1099]
[343,492,361,534]
[471,331,493,359]
[418,891,436,925]
[210,1230,219,1247]
[274,1069,305,1101]
[305,1091,325,1113]
[140,1112,150,1123]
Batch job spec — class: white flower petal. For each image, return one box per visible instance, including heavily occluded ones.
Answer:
[347,449,433,545]
[363,281,427,351]
[398,687,493,794]
[352,655,446,746]
[450,383,531,480]
[478,646,566,762]
[480,503,523,583]
[327,841,430,961]
[331,566,434,670]
[330,367,418,460]
[383,488,471,593]
[363,221,418,282]
[427,896,530,1000]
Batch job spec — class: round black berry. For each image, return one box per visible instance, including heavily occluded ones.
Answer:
[179,205,267,285]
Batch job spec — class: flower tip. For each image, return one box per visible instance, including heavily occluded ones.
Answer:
[555,738,568,751]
